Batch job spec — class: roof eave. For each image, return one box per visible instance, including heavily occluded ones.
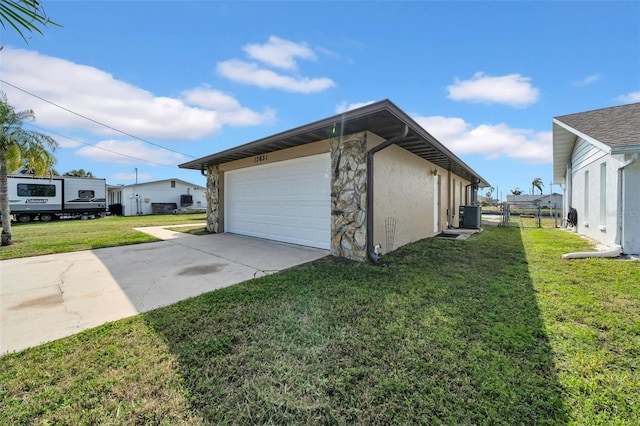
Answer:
[180,99,490,187]
[611,145,640,155]
[552,120,576,184]
[178,99,399,170]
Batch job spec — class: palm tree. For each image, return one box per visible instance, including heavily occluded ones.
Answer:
[532,177,544,195]
[0,0,60,43]
[511,188,523,195]
[64,169,95,178]
[1,91,58,246]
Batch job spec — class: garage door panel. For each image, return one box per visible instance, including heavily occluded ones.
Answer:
[225,154,330,249]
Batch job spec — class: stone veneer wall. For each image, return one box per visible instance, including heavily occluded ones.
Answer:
[205,164,220,233]
[331,132,368,261]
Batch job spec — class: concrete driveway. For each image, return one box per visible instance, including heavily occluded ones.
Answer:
[0,226,328,355]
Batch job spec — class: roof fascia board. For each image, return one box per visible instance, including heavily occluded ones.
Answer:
[552,117,612,154]
[179,99,489,186]
[345,101,490,187]
[611,145,640,155]
[115,178,202,189]
[179,99,398,169]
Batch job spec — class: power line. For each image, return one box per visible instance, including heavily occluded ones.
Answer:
[25,123,177,167]
[1,79,197,159]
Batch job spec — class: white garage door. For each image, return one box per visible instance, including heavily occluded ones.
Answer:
[224,153,331,249]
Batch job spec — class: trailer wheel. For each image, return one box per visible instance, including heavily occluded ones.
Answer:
[17,214,32,223]
[40,213,53,222]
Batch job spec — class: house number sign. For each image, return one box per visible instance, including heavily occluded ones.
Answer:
[254,154,268,163]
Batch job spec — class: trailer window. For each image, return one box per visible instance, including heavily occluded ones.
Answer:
[17,183,56,197]
[78,190,95,199]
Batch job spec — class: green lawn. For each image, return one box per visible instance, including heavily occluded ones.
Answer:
[0,213,207,260]
[1,226,638,424]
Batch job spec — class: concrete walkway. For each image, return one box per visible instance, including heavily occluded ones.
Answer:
[0,227,328,355]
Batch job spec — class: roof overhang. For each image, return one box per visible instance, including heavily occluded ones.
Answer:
[611,145,640,155]
[179,99,490,187]
[552,118,614,185]
[552,119,577,185]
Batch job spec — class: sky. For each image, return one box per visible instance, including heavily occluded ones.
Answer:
[1,0,639,200]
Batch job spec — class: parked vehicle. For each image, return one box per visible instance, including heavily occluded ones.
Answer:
[7,175,107,223]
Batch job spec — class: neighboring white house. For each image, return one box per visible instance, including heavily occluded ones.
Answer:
[553,102,640,254]
[107,178,207,216]
[506,194,563,209]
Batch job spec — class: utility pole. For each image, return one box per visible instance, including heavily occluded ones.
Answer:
[134,167,140,215]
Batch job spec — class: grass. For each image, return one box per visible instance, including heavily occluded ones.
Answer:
[165,224,210,235]
[1,226,639,424]
[483,216,564,229]
[0,213,207,260]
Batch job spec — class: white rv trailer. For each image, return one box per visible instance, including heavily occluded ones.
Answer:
[7,175,107,222]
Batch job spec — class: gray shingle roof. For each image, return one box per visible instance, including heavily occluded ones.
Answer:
[554,102,640,149]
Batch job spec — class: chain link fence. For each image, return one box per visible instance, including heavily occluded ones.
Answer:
[483,202,563,229]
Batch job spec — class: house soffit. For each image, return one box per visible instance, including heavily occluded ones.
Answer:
[552,121,577,184]
[179,99,490,187]
[553,119,612,184]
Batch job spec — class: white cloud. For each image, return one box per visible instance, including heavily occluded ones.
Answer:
[75,140,186,166]
[181,87,241,110]
[181,87,276,126]
[110,171,153,183]
[217,59,335,93]
[616,91,640,103]
[243,36,316,70]
[217,107,277,127]
[574,74,601,87]
[217,36,335,94]
[447,72,540,107]
[0,48,272,141]
[414,115,551,164]
[335,100,376,113]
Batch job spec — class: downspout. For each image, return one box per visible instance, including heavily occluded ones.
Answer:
[366,124,409,263]
[565,160,572,220]
[464,181,481,206]
[616,153,638,249]
[562,153,637,259]
[447,169,452,228]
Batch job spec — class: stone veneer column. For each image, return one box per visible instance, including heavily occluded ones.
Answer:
[331,133,367,261]
[205,164,220,233]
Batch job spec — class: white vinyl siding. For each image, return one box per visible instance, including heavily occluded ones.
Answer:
[572,137,608,171]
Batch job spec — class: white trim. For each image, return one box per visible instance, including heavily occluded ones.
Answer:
[552,118,612,154]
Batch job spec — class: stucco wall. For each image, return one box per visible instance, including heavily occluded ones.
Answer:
[219,140,331,173]
[569,138,618,248]
[448,174,471,228]
[373,144,447,253]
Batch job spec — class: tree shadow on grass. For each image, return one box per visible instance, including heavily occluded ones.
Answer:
[144,226,569,425]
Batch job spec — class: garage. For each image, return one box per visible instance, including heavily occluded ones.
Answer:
[181,100,490,261]
[224,153,331,249]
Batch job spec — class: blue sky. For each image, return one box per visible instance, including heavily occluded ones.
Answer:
[1,0,638,199]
